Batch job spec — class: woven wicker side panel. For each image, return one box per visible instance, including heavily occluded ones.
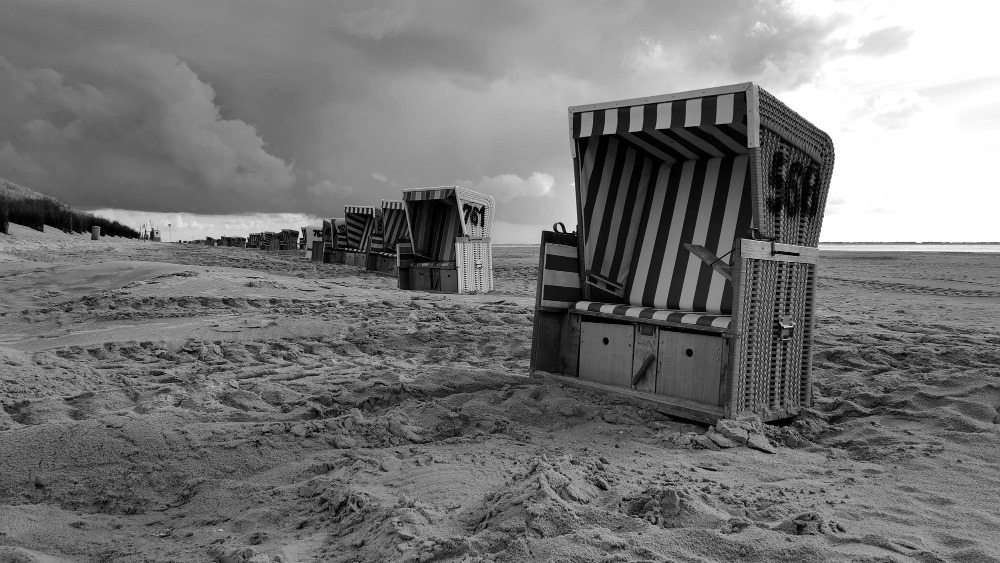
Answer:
[734,258,812,417]
[756,89,835,247]
[456,241,494,293]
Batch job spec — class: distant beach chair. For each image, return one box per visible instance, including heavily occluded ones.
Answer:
[261,231,278,251]
[343,206,376,267]
[400,186,495,293]
[531,83,835,423]
[248,233,262,249]
[321,218,347,263]
[278,229,298,251]
[304,224,322,260]
[367,200,409,275]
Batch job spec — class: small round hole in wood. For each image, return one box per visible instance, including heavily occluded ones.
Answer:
[602,337,610,345]
[685,348,693,357]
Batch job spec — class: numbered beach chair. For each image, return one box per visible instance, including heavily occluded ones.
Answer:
[342,206,376,267]
[247,233,261,249]
[304,224,322,260]
[400,186,495,293]
[531,83,834,423]
[367,200,409,275]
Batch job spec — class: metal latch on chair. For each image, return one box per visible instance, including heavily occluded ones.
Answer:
[778,315,796,341]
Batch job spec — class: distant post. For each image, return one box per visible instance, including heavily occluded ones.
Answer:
[92,226,101,240]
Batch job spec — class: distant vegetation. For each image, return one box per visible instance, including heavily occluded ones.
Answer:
[0,178,139,238]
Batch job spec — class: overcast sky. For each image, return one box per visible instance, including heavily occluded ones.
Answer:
[1,0,998,242]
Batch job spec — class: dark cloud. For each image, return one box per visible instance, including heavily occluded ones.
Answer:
[855,25,913,57]
[0,0,856,222]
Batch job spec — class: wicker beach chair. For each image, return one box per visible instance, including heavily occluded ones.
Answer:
[366,200,408,275]
[343,206,376,267]
[400,186,495,293]
[277,229,298,251]
[304,224,322,260]
[530,83,834,423]
[261,231,279,251]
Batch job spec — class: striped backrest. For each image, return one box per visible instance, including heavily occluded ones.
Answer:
[406,200,461,262]
[573,87,753,314]
[382,200,408,251]
[540,243,582,309]
[578,135,660,295]
[345,206,375,250]
[369,234,384,254]
[625,154,751,314]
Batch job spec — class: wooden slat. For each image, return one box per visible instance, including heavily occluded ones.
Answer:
[657,331,725,406]
[579,322,634,386]
[739,239,819,263]
[683,243,733,281]
[632,324,658,393]
[540,371,724,425]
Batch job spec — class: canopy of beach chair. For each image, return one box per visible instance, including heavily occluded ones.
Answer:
[402,186,494,262]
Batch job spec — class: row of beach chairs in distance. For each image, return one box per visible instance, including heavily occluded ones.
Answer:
[305,188,496,294]
[186,83,834,425]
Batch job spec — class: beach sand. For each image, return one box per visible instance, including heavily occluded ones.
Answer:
[1,223,999,562]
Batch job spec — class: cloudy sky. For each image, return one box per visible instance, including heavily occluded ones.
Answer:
[1,0,997,242]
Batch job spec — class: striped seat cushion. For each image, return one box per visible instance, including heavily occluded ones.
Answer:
[574,301,731,329]
[411,261,457,268]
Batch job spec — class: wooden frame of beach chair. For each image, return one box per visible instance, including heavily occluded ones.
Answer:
[367,200,409,276]
[400,186,495,294]
[342,206,376,267]
[530,83,834,423]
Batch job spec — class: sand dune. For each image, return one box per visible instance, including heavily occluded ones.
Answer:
[1,227,999,562]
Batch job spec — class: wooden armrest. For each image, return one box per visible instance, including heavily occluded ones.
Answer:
[683,244,733,281]
[738,240,819,264]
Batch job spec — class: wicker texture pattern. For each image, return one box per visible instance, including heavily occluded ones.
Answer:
[456,240,494,293]
[754,89,835,246]
[731,257,815,417]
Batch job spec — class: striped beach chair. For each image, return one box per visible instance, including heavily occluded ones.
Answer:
[343,206,376,267]
[367,200,409,275]
[531,83,835,423]
[401,186,495,293]
[261,231,278,251]
[278,229,298,251]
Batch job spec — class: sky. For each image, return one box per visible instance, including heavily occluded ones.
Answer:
[1,0,998,243]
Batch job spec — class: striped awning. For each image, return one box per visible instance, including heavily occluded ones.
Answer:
[572,91,748,162]
[345,205,376,215]
[403,188,456,202]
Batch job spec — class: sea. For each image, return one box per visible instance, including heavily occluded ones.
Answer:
[493,243,1000,253]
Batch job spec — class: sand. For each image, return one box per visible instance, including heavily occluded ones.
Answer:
[1,223,999,563]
